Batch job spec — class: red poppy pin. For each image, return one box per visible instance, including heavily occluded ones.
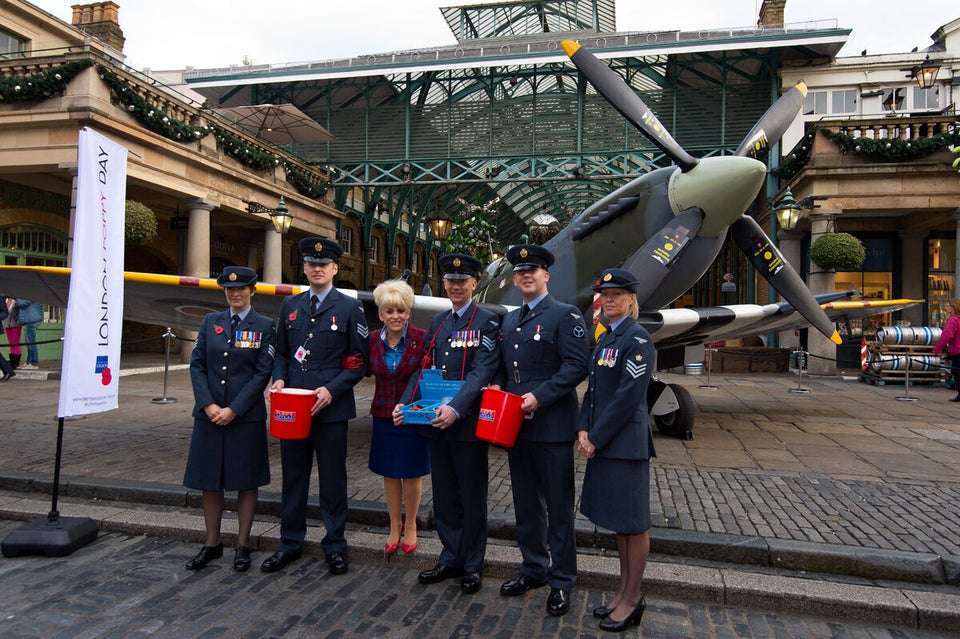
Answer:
[101,367,112,386]
[214,325,224,334]
[288,311,298,322]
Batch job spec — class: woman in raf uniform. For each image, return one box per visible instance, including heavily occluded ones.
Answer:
[183,266,276,572]
[366,278,430,554]
[577,268,657,633]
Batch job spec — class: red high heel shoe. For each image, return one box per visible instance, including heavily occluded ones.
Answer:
[385,524,403,554]
[402,540,417,554]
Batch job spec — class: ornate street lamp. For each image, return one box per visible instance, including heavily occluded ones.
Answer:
[773,187,802,231]
[427,202,454,245]
[911,56,941,89]
[269,196,292,234]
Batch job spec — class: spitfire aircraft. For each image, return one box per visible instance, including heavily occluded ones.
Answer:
[0,42,918,436]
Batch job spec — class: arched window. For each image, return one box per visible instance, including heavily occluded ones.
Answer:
[0,225,67,267]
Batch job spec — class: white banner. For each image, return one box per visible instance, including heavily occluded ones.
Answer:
[58,128,128,417]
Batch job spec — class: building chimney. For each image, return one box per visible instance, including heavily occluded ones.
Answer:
[758,0,786,30]
[71,2,125,52]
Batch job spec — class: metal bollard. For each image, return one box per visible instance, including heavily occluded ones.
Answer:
[895,356,919,402]
[151,327,178,404]
[789,346,810,394]
[699,347,719,390]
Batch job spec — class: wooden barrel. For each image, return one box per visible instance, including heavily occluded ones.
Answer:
[875,326,942,345]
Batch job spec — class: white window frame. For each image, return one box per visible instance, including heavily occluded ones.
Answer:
[368,236,379,263]
[339,227,353,255]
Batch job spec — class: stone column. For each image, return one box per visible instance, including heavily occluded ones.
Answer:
[59,163,79,267]
[183,198,218,278]
[263,227,283,284]
[776,228,803,349]
[806,212,837,375]
[181,198,218,362]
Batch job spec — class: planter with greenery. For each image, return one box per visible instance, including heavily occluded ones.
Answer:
[809,232,866,269]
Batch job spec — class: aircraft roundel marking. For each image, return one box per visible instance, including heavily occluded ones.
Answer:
[664,242,674,251]
[764,251,773,260]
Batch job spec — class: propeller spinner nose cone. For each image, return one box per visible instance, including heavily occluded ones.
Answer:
[668,156,766,237]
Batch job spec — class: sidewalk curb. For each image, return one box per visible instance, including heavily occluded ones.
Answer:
[2,491,958,632]
[3,470,958,588]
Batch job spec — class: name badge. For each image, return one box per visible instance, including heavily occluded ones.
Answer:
[294,346,308,363]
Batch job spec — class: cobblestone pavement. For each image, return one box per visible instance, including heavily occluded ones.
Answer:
[0,522,953,639]
[1,362,958,559]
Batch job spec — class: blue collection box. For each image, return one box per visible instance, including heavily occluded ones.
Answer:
[400,368,464,424]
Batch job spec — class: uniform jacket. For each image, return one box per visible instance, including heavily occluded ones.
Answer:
[934,313,960,357]
[191,308,276,422]
[402,301,501,441]
[494,294,589,443]
[273,287,369,423]
[577,320,657,460]
[367,324,429,418]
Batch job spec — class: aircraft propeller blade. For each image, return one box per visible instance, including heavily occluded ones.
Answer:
[621,209,703,303]
[735,83,808,158]
[562,40,698,172]
[730,216,842,344]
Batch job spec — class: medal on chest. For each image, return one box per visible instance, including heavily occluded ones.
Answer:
[330,315,338,332]
[597,348,619,367]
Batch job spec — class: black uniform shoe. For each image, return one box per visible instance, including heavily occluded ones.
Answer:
[950,394,960,402]
[233,546,251,572]
[326,552,348,575]
[546,588,570,616]
[598,596,646,632]
[500,573,547,596]
[460,573,482,594]
[260,550,300,573]
[593,604,613,618]
[417,563,464,584]
[185,542,223,570]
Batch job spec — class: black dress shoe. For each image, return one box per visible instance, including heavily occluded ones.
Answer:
[1,371,14,381]
[185,542,223,570]
[260,550,300,573]
[460,572,482,594]
[598,596,646,632]
[546,587,570,616]
[326,552,348,575]
[500,573,547,596]
[593,604,613,618]
[233,546,251,572]
[417,563,464,584]
[950,394,960,402]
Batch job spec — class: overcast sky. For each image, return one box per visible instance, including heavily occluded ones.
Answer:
[31,0,953,70]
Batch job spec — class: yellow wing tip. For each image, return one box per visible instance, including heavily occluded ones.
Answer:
[830,330,842,345]
[795,82,808,97]
[561,40,580,57]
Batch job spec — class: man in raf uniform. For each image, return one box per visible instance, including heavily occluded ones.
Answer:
[262,237,369,576]
[492,243,589,616]
[397,253,501,594]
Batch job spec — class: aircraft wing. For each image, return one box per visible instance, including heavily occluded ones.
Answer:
[0,266,920,353]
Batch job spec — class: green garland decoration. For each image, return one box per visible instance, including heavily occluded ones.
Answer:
[780,125,960,181]
[284,165,329,199]
[820,126,960,161]
[96,64,209,142]
[2,60,331,198]
[0,59,94,103]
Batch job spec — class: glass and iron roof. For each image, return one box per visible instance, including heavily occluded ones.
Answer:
[183,0,849,240]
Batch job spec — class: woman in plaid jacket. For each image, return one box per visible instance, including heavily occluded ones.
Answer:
[367,279,430,554]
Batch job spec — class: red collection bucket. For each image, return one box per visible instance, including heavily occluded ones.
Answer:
[475,388,525,448]
[268,388,316,439]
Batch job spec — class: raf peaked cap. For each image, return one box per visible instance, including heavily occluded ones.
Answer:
[439,253,482,280]
[592,268,640,294]
[299,236,344,264]
[507,243,555,272]
[216,265,258,288]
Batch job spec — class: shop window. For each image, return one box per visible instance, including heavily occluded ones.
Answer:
[927,238,955,328]
[0,225,67,322]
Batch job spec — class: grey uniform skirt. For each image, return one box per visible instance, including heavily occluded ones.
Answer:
[580,457,651,535]
[183,417,271,491]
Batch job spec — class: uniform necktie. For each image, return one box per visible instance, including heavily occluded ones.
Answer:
[519,304,530,321]
[311,295,319,315]
[231,314,240,331]
[452,311,459,323]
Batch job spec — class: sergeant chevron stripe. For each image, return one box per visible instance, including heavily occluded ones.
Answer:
[625,360,647,379]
